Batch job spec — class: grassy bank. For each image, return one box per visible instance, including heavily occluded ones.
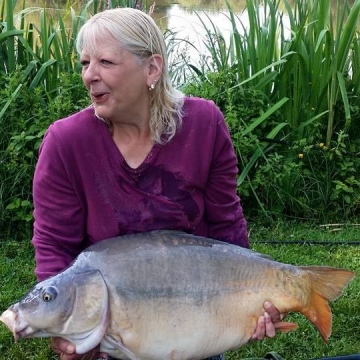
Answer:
[0,224,358,359]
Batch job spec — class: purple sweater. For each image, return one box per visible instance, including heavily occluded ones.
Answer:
[32,97,249,281]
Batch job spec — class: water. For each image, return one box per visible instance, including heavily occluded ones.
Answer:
[13,0,247,79]
[155,1,246,41]
[152,1,247,73]
[152,0,245,29]
[15,0,245,26]
[15,0,246,49]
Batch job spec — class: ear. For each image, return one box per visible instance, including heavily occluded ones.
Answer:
[146,54,163,87]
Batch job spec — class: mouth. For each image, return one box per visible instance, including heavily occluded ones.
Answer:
[0,309,35,341]
[0,309,16,331]
[12,325,28,341]
[91,92,109,102]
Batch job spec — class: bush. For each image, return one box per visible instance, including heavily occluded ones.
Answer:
[0,70,89,237]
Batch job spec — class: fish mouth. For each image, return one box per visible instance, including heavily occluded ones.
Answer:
[0,309,37,341]
[15,324,38,340]
[0,309,18,337]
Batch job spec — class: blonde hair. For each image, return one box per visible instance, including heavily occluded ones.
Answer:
[76,8,184,144]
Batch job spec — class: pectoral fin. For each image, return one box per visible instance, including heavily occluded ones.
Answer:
[102,334,141,360]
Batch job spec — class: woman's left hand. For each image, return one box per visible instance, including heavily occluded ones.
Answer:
[252,301,286,340]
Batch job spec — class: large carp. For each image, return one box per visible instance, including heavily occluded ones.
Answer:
[0,230,355,359]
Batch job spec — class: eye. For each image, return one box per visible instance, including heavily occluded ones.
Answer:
[80,60,90,68]
[42,287,57,302]
[100,59,113,65]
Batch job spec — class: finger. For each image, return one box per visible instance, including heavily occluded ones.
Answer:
[264,311,276,338]
[51,337,76,355]
[263,301,282,323]
[251,315,265,341]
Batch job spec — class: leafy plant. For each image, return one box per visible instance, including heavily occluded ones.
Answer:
[183,0,360,222]
[0,71,89,236]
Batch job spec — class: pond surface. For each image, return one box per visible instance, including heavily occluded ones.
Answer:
[153,0,247,63]
[15,0,246,39]
[15,0,248,71]
[152,0,245,28]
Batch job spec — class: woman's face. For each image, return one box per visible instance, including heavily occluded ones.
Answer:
[80,37,153,123]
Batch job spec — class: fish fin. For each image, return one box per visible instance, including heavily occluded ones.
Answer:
[274,322,298,333]
[103,334,141,360]
[299,266,355,343]
[300,266,355,301]
[301,291,331,343]
[72,270,110,354]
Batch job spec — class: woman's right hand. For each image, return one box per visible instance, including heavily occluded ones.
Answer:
[51,337,104,360]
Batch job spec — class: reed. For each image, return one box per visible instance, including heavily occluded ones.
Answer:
[1,0,98,92]
[1,0,360,227]
[183,0,360,220]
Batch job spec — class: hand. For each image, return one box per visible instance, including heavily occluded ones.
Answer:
[251,301,286,341]
[51,337,104,360]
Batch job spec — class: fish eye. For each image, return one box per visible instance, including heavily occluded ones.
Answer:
[42,287,57,302]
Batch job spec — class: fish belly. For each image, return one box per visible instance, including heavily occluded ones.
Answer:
[107,294,258,359]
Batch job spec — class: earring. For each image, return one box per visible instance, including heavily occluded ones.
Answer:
[149,79,157,91]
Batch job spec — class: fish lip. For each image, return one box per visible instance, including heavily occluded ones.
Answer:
[0,308,37,341]
[15,322,44,341]
[14,325,27,341]
[0,308,19,340]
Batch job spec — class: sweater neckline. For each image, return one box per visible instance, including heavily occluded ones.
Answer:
[99,119,162,174]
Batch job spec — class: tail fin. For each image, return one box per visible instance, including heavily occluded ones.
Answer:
[299,266,354,343]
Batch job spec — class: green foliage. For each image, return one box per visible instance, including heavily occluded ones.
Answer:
[1,0,85,90]
[1,0,360,229]
[183,0,360,223]
[0,70,89,237]
[107,0,150,10]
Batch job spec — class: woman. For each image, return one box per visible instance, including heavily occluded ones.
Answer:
[32,7,283,360]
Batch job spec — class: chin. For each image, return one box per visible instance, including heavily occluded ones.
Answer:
[94,108,110,122]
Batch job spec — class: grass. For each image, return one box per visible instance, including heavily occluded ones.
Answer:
[249,221,360,243]
[0,223,359,359]
[0,240,56,359]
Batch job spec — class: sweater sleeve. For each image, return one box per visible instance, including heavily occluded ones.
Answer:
[32,125,85,281]
[204,106,249,248]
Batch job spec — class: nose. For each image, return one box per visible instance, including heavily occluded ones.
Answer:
[82,62,101,83]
